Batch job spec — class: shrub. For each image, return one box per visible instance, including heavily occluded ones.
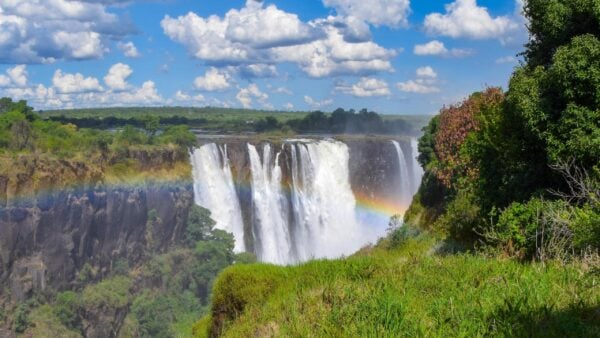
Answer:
[570,205,600,252]
[435,191,481,243]
[81,276,132,310]
[53,291,81,329]
[13,303,30,333]
[484,198,596,260]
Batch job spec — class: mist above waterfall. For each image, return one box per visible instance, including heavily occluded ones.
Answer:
[191,138,423,265]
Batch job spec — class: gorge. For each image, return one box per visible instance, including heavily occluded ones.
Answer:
[190,137,423,265]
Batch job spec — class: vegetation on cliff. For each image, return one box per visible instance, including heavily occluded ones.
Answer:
[0,98,197,198]
[405,0,600,261]
[4,205,251,337]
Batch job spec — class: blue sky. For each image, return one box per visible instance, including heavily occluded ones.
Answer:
[0,0,527,114]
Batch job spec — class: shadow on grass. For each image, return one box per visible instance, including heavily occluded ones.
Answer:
[488,301,600,337]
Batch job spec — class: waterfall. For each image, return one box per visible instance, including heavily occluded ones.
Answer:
[190,144,245,252]
[247,144,292,264]
[190,138,421,265]
[391,140,412,207]
[289,140,362,262]
[410,138,425,195]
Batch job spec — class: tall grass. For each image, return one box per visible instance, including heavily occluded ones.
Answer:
[196,235,600,337]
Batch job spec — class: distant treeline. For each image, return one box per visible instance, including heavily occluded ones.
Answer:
[253,108,414,134]
[47,108,423,135]
[48,115,208,129]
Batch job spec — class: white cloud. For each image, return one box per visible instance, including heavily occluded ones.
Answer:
[284,102,294,110]
[0,65,28,88]
[117,41,141,58]
[424,0,519,40]
[174,90,205,104]
[413,40,471,57]
[1,63,164,109]
[236,84,269,109]
[111,80,161,105]
[322,0,411,28]
[272,22,396,77]
[194,68,231,91]
[161,1,318,63]
[397,66,440,94]
[396,80,440,94]
[416,66,437,79]
[304,95,333,109]
[337,77,390,97]
[52,69,103,94]
[161,1,396,78]
[0,0,133,63]
[104,63,133,91]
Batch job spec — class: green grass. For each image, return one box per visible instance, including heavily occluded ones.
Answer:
[197,236,600,338]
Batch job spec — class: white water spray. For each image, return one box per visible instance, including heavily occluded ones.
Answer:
[391,140,413,207]
[247,144,292,264]
[410,138,425,195]
[190,144,245,252]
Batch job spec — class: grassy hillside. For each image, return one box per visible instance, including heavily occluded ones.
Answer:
[195,233,599,338]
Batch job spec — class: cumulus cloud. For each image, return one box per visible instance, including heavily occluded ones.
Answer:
[117,41,141,58]
[272,22,396,77]
[161,1,319,63]
[397,66,440,94]
[337,77,390,97]
[1,63,165,109]
[415,66,437,79]
[0,0,134,64]
[52,69,103,94]
[424,0,519,40]
[396,80,440,94]
[413,40,472,57]
[161,1,396,78]
[174,90,205,104]
[322,0,411,28]
[194,68,231,91]
[304,95,333,109]
[104,63,133,90]
[0,65,28,88]
[236,84,270,109]
[283,102,294,110]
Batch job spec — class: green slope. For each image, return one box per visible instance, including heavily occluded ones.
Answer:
[195,235,600,338]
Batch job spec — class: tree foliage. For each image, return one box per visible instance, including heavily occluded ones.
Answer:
[407,0,600,258]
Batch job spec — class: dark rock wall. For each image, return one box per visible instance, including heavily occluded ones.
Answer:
[0,185,193,302]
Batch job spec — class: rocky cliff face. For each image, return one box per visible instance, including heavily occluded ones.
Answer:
[0,154,193,304]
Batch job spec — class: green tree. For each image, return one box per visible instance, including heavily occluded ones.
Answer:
[185,205,217,246]
[142,115,160,140]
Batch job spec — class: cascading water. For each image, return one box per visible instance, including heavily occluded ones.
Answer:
[410,138,424,195]
[391,140,413,208]
[190,144,245,252]
[247,144,292,265]
[190,138,423,265]
[289,140,362,262]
